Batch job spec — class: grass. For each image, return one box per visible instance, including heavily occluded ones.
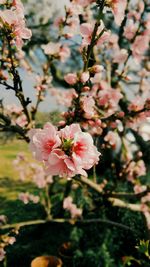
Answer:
[0,140,36,215]
[0,140,30,180]
[0,140,71,267]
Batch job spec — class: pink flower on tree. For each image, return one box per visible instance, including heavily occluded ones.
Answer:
[126,160,146,182]
[80,21,110,47]
[0,2,32,48]
[0,248,6,262]
[131,34,150,63]
[80,71,90,83]
[12,0,25,17]
[128,96,145,112]
[113,49,128,64]
[42,42,70,62]
[19,192,39,204]
[107,0,127,26]
[96,82,123,117]
[59,46,71,62]
[81,95,95,119]
[64,73,78,85]
[104,131,121,151]
[123,20,138,40]
[29,123,100,178]
[63,196,82,219]
[0,0,6,4]
[73,0,95,7]
[29,123,61,161]
[42,42,60,55]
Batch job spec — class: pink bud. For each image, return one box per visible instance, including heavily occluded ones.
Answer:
[117,111,125,118]
[58,120,66,126]
[64,73,78,85]
[95,119,102,126]
[80,71,90,83]
[91,65,104,73]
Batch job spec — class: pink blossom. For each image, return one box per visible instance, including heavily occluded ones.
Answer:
[90,65,104,73]
[29,123,61,161]
[138,1,144,13]
[80,22,109,47]
[29,123,100,178]
[0,0,6,4]
[126,160,146,182]
[81,95,95,119]
[90,73,103,84]
[131,35,149,63]
[51,88,78,107]
[134,184,147,194]
[42,42,60,55]
[0,248,6,262]
[12,0,25,18]
[63,196,73,210]
[5,104,22,115]
[80,23,93,45]
[18,192,31,204]
[80,71,90,83]
[73,0,94,7]
[128,96,145,112]
[96,82,123,117]
[59,46,70,62]
[123,20,138,40]
[42,43,70,62]
[63,196,82,219]
[107,0,127,26]
[0,5,32,48]
[19,192,39,204]
[15,114,27,127]
[59,124,100,176]
[64,73,78,85]
[141,193,150,204]
[113,49,128,64]
[104,131,121,151]
[30,163,53,188]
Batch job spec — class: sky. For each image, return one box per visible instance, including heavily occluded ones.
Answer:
[1,0,69,112]
[0,70,61,112]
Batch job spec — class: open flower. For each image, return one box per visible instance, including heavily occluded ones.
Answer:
[80,95,95,119]
[63,196,82,218]
[29,123,61,161]
[29,123,100,178]
[0,3,32,48]
[106,0,127,26]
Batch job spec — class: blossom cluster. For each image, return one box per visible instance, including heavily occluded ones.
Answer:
[0,0,32,48]
[0,221,16,262]
[63,196,82,219]
[5,104,27,127]
[0,0,150,263]
[13,152,53,188]
[29,123,100,178]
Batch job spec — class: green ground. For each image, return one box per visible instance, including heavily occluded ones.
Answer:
[0,140,149,267]
[0,140,40,218]
[0,140,30,180]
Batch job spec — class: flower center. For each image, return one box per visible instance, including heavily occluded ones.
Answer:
[62,138,74,156]
[73,142,85,156]
[44,140,55,153]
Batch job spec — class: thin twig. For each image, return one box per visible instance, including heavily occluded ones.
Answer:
[0,218,132,231]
